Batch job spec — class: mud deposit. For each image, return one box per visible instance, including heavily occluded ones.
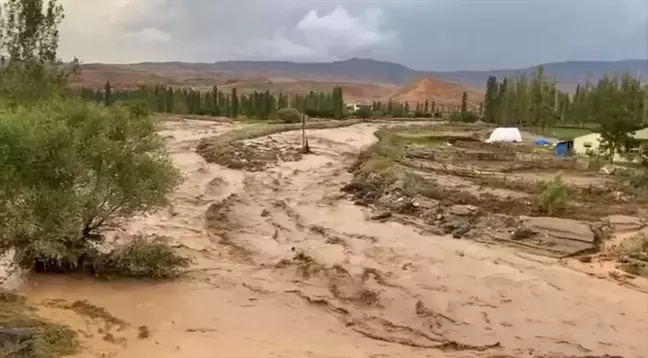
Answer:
[11,120,648,358]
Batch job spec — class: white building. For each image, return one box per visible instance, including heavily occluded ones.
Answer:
[572,132,602,156]
[573,128,648,163]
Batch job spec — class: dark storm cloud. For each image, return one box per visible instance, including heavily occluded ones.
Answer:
[57,0,647,70]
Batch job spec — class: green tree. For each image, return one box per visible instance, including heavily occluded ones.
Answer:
[0,0,188,278]
[0,99,183,273]
[231,88,239,118]
[354,106,372,119]
[0,0,75,104]
[332,86,344,118]
[483,76,499,123]
[104,81,112,106]
[276,107,302,123]
[596,75,643,162]
[460,91,468,118]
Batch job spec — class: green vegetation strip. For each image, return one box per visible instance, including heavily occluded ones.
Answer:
[0,292,76,358]
[196,118,365,162]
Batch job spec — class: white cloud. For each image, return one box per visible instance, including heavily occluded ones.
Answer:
[247,32,329,61]
[57,0,178,63]
[296,8,394,53]
[131,28,171,44]
[9,0,646,69]
[256,7,395,61]
[56,1,395,63]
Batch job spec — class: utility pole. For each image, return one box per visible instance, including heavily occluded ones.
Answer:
[301,111,310,154]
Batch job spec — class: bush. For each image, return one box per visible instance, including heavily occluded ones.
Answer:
[276,107,303,123]
[0,99,183,275]
[537,173,573,215]
[114,99,150,119]
[93,236,192,279]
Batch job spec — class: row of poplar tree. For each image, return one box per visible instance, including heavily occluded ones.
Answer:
[482,66,648,130]
[72,81,470,120]
[73,82,346,119]
[367,98,462,118]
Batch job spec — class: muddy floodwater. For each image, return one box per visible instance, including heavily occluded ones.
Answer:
[13,119,648,358]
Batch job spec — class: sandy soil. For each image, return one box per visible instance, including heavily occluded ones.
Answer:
[16,119,648,358]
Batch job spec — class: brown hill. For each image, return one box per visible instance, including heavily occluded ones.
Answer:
[68,64,181,89]
[69,63,401,101]
[391,77,483,108]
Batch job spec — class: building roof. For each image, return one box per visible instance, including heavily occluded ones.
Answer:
[632,127,648,140]
[573,132,601,141]
[573,127,648,141]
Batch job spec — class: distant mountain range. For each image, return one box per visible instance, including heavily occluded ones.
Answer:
[125,58,648,87]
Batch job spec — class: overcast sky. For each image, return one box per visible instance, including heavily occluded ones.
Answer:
[57,0,648,71]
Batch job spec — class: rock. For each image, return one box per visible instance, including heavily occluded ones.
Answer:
[0,327,34,357]
[422,226,445,236]
[518,217,596,256]
[452,224,472,239]
[449,205,479,217]
[440,219,473,238]
[260,209,270,217]
[599,164,616,175]
[370,211,392,221]
[441,222,457,234]
[607,215,645,233]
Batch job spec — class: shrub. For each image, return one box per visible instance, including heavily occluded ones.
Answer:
[114,99,150,119]
[0,99,183,275]
[93,236,193,279]
[537,173,573,215]
[276,107,303,123]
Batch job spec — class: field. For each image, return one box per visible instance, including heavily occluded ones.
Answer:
[343,122,648,266]
[521,125,596,140]
[522,126,594,140]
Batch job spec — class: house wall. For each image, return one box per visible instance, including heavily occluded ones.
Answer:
[573,133,602,155]
[346,103,359,112]
[633,128,648,140]
[573,132,629,162]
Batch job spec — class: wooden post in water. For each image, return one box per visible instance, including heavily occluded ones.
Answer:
[302,111,306,150]
[301,111,310,153]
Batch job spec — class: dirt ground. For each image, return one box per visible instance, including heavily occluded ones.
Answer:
[9,119,648,358]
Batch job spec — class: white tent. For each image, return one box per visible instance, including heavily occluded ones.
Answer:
[486,127,522,143]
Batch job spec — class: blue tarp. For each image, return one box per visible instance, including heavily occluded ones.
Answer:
[555,140,574,157]
[534,138,551,146]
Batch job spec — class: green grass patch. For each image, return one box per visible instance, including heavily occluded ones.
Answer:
[0,292,77,358]
[44,299,126,329]
[522,126,595,140]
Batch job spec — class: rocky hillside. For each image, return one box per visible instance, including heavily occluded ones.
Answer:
[102,58,648,87]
